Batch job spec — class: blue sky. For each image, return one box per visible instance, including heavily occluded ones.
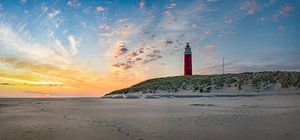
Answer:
[0,0,300,97]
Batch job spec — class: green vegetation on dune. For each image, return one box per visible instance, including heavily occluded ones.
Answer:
[106,71,300,96]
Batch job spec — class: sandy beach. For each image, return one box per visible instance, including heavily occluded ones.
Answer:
[0,94,300,140]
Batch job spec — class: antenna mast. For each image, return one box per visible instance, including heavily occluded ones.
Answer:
[222,57,224,75]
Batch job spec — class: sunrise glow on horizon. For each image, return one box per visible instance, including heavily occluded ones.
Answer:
[0,0,299,97]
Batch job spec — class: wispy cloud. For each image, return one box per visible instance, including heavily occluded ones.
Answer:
[68,35,81,56]
[41,5,49,12]
[0,22,69,66]
[272,4,294,20]
[48,9,61,19]
[67,0,81,9]
[166,3,176,9]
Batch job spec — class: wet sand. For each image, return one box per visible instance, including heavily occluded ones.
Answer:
[0,94,300,140]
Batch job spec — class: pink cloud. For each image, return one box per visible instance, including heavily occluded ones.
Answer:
[139,0,145,9]
[240,1,259,15]
[204,31,213,37]
[272,4,294,20]
[113,42,128,57]
[97,24,111,30]
[192,24,198,29]
[164,11,173,18]
[96,6,106,12]
[205,44,215,50]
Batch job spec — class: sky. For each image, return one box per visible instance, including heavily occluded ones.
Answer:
[0,0,299,97]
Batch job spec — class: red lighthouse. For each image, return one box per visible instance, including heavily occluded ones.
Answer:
[184,43,192,76]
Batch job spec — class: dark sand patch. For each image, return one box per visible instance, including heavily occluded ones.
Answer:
[190,104,215,107]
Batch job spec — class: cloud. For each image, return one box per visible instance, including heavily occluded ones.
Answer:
[0,55,69,86]
[83,6,92,14]
[143,49,162,64]
[272,4,294,20]
[48,10,60,19]
[277,26,285,31]
[0,82,15,86]
[80,22,87,28]
[98,32,114,38]
[67,0,81,9]
[192,24,198,29]
[224,17,234,24]
[0,79,63,87]
[166,3,176,9]
[112,62,132,69]
[218,30,235,37]
[41,5,49,12]
[96,6,106,12]
[205,44,214,50]
[165,40,173,45]
[68,35,80,56]
[97,24,111,30]
[164,11,173,17]
[240,0,260,15]
[113,42,128,57]
[207,0,220,2]
[0,55,64,75]
[20,0,27,5]
[0,54,109,94]
[139,0,145,9]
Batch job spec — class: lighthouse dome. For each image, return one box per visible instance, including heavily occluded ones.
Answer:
[184,43,191,54]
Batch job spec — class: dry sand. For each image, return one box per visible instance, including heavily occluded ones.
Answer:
[0,94,300,140]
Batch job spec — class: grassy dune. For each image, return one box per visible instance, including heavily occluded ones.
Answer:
[106,71,300,96]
